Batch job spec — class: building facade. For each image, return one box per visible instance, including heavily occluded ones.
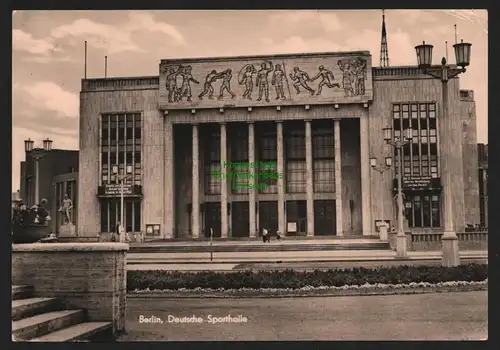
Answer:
[477,143,488,227]
[78,51,481,240]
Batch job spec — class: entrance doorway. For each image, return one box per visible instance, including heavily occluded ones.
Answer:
[258,201,278,234]
[286,200,307,236]
[231,202,249,237]
[204,202,221,238]
[314,200,336,235]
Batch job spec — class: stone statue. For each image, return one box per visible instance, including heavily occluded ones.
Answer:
[58,194,73,224]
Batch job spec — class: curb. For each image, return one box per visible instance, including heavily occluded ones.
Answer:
[127,282,487,299]
[127,256,488,265]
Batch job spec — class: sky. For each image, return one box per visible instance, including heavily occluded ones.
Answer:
[12,9,488,192]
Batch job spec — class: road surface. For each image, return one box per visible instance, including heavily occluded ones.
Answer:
[121,291,487,341]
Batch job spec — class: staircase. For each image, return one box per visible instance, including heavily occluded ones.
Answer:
[130,239,391,254]
[12,285,113,342]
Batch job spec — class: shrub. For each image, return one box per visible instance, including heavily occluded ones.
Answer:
[127,263,488,291]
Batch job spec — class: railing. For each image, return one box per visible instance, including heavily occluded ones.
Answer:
[372,66,423,77]
[372,65,461,78]
[410,230,488,251]
[81,76,159,91]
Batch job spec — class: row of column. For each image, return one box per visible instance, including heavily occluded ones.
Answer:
[190,120,344,238]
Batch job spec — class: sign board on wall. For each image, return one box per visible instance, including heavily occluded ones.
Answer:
[393,177,442,192]
[103,184,134,196]
[287,222,297,232]
[159,51,373,110]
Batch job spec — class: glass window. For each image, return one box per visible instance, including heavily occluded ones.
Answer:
[314,160,334,193]
[429,118,436,129]
[413,196,422,227]
[411,104,418,118]
[422,196,431,227]
[431,195,440,227]
[134,200,141,232]
[286,161,306,193]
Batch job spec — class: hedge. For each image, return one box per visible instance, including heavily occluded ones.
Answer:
[127,263,487,291]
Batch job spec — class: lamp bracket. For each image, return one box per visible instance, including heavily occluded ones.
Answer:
[423,66,466,82]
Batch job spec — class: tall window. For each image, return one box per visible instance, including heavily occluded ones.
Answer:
[231,127,249,194]
[100,199,141,233]
[258,131,277,194]
[392,103,438,178]
[100,113,142,233]
[313,128,334,193]
[393,103,441,228]
[205,129,221,195]
[286,128,306,193]
[101,113,142,185]
[405,194,440,228]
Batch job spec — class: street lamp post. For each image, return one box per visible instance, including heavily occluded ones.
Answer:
[415,39,472,267]
[382,127,413,258]
[111,165,133,241]
[24,138,53,205]
[370,156,393,240]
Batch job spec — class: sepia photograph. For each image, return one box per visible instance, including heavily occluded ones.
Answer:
[11,9,488,342]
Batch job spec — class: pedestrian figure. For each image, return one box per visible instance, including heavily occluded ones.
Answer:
[276,230,282,241]
[262,227,271,243]
[113,222,120,242]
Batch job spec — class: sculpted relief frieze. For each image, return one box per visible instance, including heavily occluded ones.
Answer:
[159,52,372,110]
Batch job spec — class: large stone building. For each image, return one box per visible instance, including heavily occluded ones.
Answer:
[77,50,481,240]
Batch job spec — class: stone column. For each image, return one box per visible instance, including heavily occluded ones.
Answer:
[360,116,372,235]
[305,120,314,236]
[191,124,200,239]
[164,121,174,239]
[220,122,228,239]
[248,122,256,238]
[334,119,343,236]
[276,121,285,235]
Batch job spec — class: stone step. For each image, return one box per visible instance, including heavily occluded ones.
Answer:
[12,310,85,340]
[12,285,34,300]
[12,297,62,321]
[29,322,113,342]
[130,242,391,253]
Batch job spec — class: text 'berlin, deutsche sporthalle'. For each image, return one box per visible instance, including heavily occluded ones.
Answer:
[139,314,249,324]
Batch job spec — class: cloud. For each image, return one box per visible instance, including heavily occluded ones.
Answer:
[50,12,185,54]
[51,18,145,54]
[13,29,62,55]
[269,10,342,32]
[128,12,185,45]
[16,82,79,118]
[260,36,345,55]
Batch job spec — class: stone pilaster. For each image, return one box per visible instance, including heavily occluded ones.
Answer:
[360,116,372,235]
[248,122,256,238]
[191,124,200,239]
[164,121,174,239]
[276,121,285,235]
[305,120,314,236]
[334,119,343,236]
[220,122,228,239]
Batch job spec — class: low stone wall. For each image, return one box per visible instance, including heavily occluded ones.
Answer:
[411,232,488,251]
[387,232,412,251]
[12,243,128,336]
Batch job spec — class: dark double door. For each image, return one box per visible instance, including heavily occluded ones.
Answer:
[259,201,278,234]
[231,202,249,237]
[204,202,221,238]
[314,200,336,235]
